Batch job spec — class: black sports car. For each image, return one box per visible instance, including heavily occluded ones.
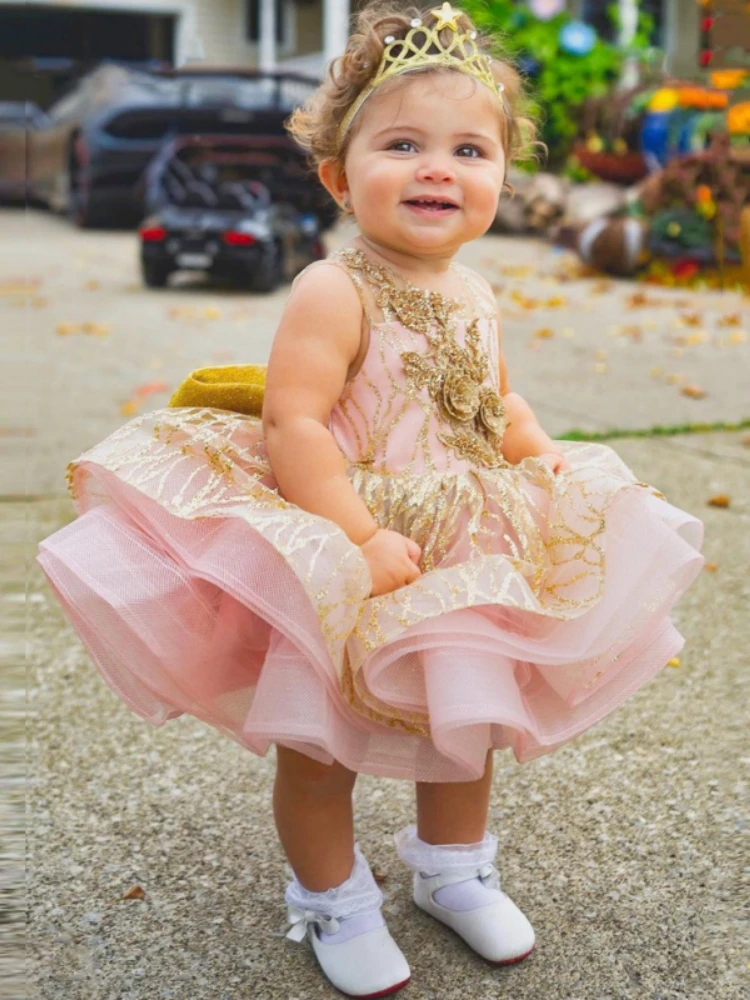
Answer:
[5,63,334,228]
[139,135,325,292]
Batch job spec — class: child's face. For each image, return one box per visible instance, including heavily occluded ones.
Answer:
[339,73,506,257]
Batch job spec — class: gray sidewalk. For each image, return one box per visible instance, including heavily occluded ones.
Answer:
[10,209,748,998]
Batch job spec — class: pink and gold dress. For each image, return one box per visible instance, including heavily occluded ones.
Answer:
[37,249,704,781]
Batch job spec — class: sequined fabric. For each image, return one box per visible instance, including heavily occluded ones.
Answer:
[37,247,705,779]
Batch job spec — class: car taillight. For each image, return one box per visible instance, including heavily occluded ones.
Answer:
[140,226,167,242]
[222,231,256,246]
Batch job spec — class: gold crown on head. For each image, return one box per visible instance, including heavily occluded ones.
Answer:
[337,4,505,144]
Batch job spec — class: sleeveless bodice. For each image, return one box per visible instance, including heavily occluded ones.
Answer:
[323,249,507,476]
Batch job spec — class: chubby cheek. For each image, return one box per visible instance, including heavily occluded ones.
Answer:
[466,173,505,226]
[352,163,403,213]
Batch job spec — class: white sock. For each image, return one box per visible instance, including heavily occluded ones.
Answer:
[395,824,502,912]
[285,843,385,944]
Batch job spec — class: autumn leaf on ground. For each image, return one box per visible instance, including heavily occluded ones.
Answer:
[681,384,707,399]
[741,434,750,448]
[120,400,141,417]
[133,380,169,398]
[501,265,533,278]
[704,562,719,572]
[626,291,655,308]
[717,313,741,327]
[85,280,100,291]
[707,494,730,508]
[534,327,554,339]
[106,885,147,903]
[590,279,613,295]
[619,324,643,342]
[729,331,748,345]
[678,312,702,327]
[667,657,681,668]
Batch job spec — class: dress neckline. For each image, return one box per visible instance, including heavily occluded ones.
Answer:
[334,246,469,316]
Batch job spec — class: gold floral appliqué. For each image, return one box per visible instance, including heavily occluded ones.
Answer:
[336,249,508,470]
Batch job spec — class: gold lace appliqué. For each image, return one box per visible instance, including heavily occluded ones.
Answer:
[335,249,508,470]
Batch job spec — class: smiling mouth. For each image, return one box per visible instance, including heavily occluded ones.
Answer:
[403,198,459,212]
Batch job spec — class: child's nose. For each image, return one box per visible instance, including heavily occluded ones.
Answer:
[415,155,456,184]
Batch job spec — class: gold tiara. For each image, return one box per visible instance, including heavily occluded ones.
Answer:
[337,4,505,145]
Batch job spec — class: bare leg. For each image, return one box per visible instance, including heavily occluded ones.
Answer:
[415,750,493,845]
[273,745,358,891]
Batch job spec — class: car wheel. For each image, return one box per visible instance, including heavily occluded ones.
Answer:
[252,243,283,293]
[142,261,171,289]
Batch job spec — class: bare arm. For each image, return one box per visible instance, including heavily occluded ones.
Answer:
[262,265,379,546]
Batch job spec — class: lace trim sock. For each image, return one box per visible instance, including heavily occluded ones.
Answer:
[394,824,503,912]
[285,843,385,943]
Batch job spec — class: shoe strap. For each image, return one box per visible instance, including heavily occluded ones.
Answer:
[420,862,501,895]
[286,906,341,942]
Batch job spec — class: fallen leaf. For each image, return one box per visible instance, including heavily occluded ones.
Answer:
[85,280,100,291]
[133,380,169,397]
[620,324,643,342]
[729,331,748,345]
[56,323,78,336]
[501,265,532,278]
[120,400,140,417]
[372,869,388,885]
[591,279,613,294]
[650,366,663,378]
[741,434,750,448]
[681,384,707,399]
[665,373,685,384]
[667,657,681,668]
[543,295,568,308]
[704,562,719,572]
[707,494,730,508]
[121,886,146,901]
[203,306,223,320]
[717,312,741,327]
[534,327,554,339]
[679,312,702,327]
[685,331,709,346]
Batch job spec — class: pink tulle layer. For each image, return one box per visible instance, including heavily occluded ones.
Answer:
[38,465,703,782]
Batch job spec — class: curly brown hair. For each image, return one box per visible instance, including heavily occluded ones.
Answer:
[286,1,539,190]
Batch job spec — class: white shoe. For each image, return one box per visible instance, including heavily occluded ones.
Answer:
[413,864,535,965]
[287,908,411,998]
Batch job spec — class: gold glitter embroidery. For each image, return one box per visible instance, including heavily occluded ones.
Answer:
[334,249,508,470]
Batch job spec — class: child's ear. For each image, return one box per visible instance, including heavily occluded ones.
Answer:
[318,159,349,209]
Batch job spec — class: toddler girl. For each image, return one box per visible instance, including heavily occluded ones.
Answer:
[38,4,704,996]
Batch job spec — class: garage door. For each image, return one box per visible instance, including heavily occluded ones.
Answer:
[0,4,175,64]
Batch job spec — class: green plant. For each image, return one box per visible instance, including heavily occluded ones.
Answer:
[463,0,654,167]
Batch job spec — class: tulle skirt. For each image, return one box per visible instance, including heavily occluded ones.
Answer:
[37,407,704,781]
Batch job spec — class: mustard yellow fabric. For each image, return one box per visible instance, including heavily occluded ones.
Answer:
[168,365,267,417]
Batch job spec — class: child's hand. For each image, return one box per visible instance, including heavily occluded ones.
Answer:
[536,451,570,474]
[360,529,422,597]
